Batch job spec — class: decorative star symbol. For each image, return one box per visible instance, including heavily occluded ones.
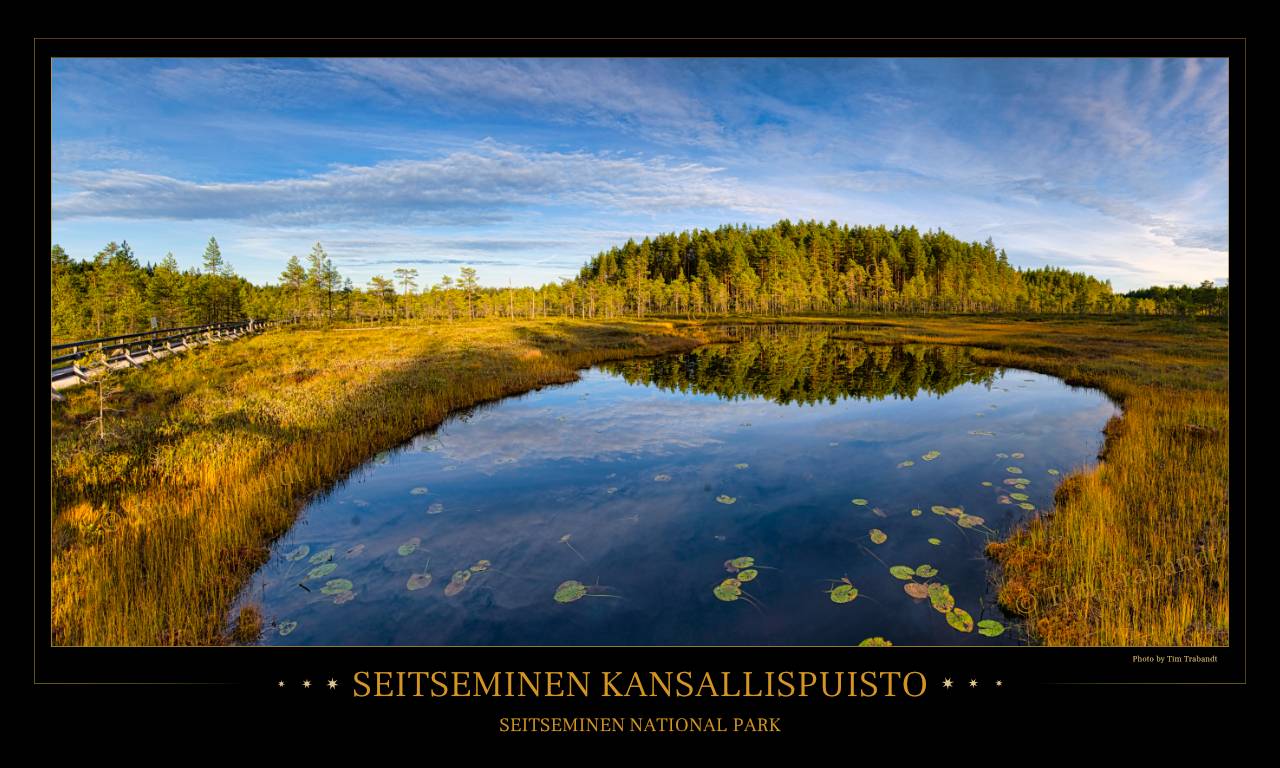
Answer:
[996,680,1003,687]
[327,679,338,690]
[302,680,312,689]
[969,679,978,688]
[277,681,285,688]
[942,678,953,689]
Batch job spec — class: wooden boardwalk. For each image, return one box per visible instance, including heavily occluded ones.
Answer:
[50,320,284,400]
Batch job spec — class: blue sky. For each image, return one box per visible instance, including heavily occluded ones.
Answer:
[50,58,1229,292]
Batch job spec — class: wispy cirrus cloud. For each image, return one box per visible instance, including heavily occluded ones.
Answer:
[52,141,780,225]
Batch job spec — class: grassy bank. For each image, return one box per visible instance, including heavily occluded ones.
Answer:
[50,318,705,645]
[693,313,1228,646]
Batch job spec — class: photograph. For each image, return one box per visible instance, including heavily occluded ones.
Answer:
[38,38,1243,729]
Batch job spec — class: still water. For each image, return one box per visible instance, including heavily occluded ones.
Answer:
[240,326,1117,646]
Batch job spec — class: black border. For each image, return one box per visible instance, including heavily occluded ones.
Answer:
[35,38,1247,728]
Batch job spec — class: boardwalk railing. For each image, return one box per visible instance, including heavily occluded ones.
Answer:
[51,319,285,398]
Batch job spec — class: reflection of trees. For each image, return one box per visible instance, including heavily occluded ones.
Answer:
[605,326,996,405]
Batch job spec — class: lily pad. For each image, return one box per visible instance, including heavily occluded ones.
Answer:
[397,537,421,556]
[410,486,429,495]
[851,498,868,506]
[869,528,888,545]
[406,573,433,591]
[978,619,1006,637]
[897,460,915,468]
[284,545,311,562]
[889,565,916,580]
[713,583,742,602]
[829,584,858,603]
[928,537,942,545]
[653,474,672,482]
[1011,452,1025,459]
[307,563,337,580]
[736,569,758,582]
[734,463,749,470]
[320,578,354,596]
[555,580,589,603]
[427,502,444,515]
[332,590,357,605]
[278,621,298,637]
[1006,466,1023,474]
[1019,502,1036,511]
[858,637,893,647]
[729,556,755,570]
[309,548,335,565]
[904,582,930,599]
[921,450,941,461]
[981,481,993,487]
[911,508,923,517]
[946,607,975,633]
[915,564,938,578]
[931,505,951,516]
[1048,468,1060,475]
[716,495,737,505]
[995,453,1009,459]
[470,559,491,573]
[927,584,955,613]
[1010,492,1029,501]
[957,514,986,529]
[998,495,1012,504]
[444,570,472,597]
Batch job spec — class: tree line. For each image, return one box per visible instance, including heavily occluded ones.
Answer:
[49,220,1228,342]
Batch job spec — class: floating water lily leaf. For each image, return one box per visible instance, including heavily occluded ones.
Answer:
[278,621,298,637]
[928,537,942,545]
[470,559,491,573]
[444,570,472,597]
[1019,502,1036,511]
[716,495,737,505]
[397,537,421,557]
[653,474,671,482]
[931,505,951,516]
[995,453,1009,459]
[869,529,888,545]
[915,564,939,578]
[978,619,1006,637]
[897,460,915,468]
[734,463,749,470]
[307,563,337,580]
[859,637,892,646]
[722,577,743,589]
[320,579,353,595]
[406,573,433,591]
[1004,479,1024,486]
[605,487,619,494]
[1048,468,1060,475]
[946,607,975,633]
[737,568,758,582]
[927,584,955,613]
[729,556,755,570]
[957,514,986,529]
[332,590,356,605]
[947,507,965,517]
[1011,452,1025,459]
[911,508,923,517]
[829,584,858,603]
[851,498,868,506]
[309,548,335,565]
[981,481,993,487]
[904,582,930,599]
[284,545,310,562]
[410,486,429,495]
[1010,492,1029,501]
[889,565,916,580]
[921,450,941,461]
[556,580,589,603]
[998,495,1012,504]
[713,583,741,602]
[427,502,444,515]
[1006,467,1023,474]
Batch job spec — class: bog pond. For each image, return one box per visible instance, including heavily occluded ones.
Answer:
[239,325,1117,646]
